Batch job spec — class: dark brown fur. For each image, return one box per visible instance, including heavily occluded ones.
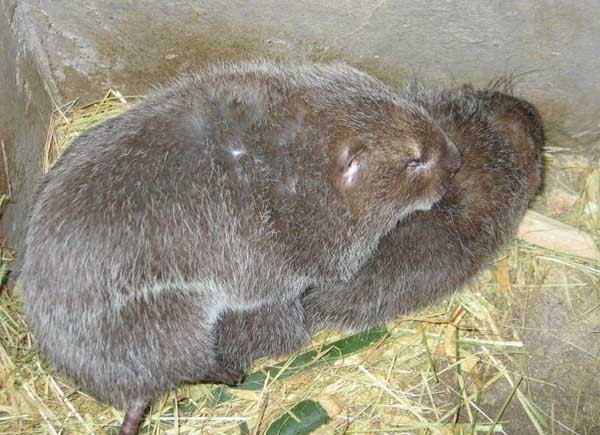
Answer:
[216,83,545,372]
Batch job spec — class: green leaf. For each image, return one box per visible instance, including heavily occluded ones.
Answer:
[177,398,198,414]
[233,326,388,391]
[239,421,250,434]
[264,400,329,435]
[206,385,234,408]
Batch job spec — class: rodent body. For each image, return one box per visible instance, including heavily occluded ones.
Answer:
[20,61,460,434]
[217,83,545,372]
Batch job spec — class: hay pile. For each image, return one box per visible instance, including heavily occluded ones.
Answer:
[0,92,598,434]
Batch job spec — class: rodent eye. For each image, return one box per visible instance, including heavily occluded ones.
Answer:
[406,159,422,170]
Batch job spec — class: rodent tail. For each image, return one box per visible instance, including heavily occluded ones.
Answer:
[119,399,149,435]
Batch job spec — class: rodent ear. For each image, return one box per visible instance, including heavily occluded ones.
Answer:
[337,144,367,190]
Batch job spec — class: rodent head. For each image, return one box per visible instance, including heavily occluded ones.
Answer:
[479,90,545,197]
[332,103,462,224]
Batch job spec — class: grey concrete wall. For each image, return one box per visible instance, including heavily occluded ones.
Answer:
[0,0,55,254]
[2,0,600,253]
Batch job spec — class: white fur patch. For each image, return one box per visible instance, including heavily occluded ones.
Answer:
[230,149,246,158]
[343,159,361,185]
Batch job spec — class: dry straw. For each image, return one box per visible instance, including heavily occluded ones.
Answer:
[1,92,598,434]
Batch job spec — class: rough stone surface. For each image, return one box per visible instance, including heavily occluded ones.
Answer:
[0,0,55,253]
[3,0,600,252]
